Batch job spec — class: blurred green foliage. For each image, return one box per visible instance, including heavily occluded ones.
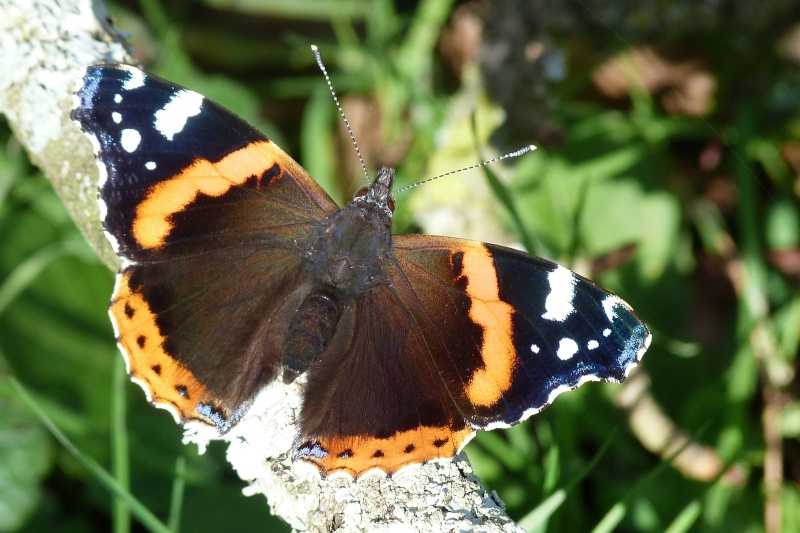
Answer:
[2,0,800,531]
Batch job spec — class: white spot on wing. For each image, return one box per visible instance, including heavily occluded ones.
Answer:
[154,89,203,140]
[557,338,578,360]
[103,228,121,254]
[482,326,651,431]
[114,94,122,104]
[541,265,577,322]
[121,66,145,90]
[587,340,599,350]
[638,333,652,361]
[602,295,623,321]
[112,112,122,123]
[145,161,157,170]
[530,344,540,354]
[120,129,141,152]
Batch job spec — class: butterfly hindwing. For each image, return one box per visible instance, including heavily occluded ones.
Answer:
[296,285,475,477]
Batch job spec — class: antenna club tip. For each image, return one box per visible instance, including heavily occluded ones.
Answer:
[508,144,537,158]
[311,44,319,51]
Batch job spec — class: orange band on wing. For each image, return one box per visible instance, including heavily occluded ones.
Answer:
[456,242,516,408]
[298,426,475,478]
[132,140,276,249]
[111,270,211,425]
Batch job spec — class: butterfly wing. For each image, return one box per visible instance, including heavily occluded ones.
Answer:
[390,236,650,428]
[296,284,475,477]
[295,235,650,476]
[73,65,339,430]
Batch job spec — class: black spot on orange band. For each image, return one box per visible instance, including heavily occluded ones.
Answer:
[111,269,215,426]
[296,426,475,477]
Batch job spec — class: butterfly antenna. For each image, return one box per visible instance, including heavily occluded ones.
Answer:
[393,145,537,194]
[311,45,371,185]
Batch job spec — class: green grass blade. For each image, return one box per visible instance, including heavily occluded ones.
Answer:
[471,115,538,255]
[591,434,695,533]
[111,355,131,533]
[397,0,455,78]
[9,378,171,533]
[167,456,186,532]
[0,242,83,317]
[518,428,618,530]
[203,0,370,21]
[592,425,729,533]
[663,500,703,533]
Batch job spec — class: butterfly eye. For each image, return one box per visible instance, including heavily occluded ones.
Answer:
[354,186,369,199]
[387,197,396,213]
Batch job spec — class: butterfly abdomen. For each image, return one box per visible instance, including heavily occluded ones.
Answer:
[282,291,342,382]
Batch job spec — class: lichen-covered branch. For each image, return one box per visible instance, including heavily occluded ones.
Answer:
[0,0,128,269]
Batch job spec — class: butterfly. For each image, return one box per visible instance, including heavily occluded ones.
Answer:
[71,61,650,478]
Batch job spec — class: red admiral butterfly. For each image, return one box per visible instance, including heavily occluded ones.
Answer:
[72,58,650,478]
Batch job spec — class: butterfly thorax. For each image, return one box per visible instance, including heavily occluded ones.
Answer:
[306,167,395,296]
[282,168,396,381]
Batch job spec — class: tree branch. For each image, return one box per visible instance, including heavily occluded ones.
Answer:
[1,0,129,269]
[0,1,522,530]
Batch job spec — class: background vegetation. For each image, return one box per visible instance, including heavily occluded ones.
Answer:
[1,0,799,531]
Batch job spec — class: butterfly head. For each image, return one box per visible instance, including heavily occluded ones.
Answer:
[353,167,396,220]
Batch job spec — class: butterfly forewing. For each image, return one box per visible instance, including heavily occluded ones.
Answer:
[385,236,650,428]
[73,65,340,430]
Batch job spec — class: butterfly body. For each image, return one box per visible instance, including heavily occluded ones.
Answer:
[283,168,395,381]
[72,63,651,478]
